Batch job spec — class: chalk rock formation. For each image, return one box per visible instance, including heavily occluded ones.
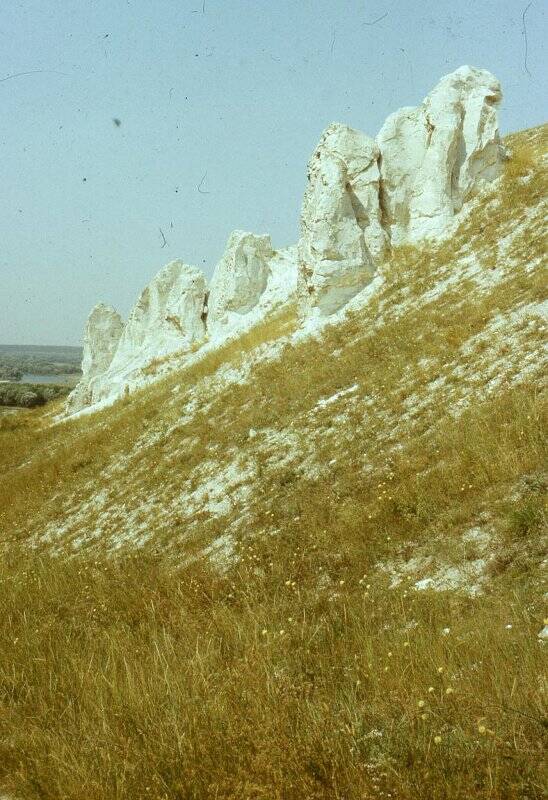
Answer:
[377,65,503,244]
[69,261,207,412]
[82,303,124,377]
[298,123,385,317]
[207,231,274,334]
[67,303,123,411]
[108,260,207,374]
[67,65,506,415]
[206,231,299,341]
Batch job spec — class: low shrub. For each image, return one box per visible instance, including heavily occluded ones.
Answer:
[0,382,70,408]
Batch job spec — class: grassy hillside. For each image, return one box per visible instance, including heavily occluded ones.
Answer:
[0,125,546,800]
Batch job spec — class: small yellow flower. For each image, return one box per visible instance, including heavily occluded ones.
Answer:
[445,687,454,695]
[437,667,444,674]
[434,735,442,745]
[428,686,435,693]
[261,629,268,636]
[339,580,345,586]
[403,641,410,648]
[279,629,285,636]
[387,651,393,658]
[478,725,487,735]
[421,713,427,720]
[418,700,426,708]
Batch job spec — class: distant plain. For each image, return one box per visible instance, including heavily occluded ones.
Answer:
[0,345,82,407]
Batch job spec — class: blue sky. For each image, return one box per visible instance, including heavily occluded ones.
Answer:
[1,0,546,344]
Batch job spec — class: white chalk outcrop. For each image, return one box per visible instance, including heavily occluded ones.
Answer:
[68,243,299,413]
[377,65,503,244]
[67,303,123,411]
[68,261,207,411]
[297,66,502,313]
[68,66,504,415]
[298,123,385,317]
[208,231,274,333]
[108,260,207,374]
[207,231,299,340]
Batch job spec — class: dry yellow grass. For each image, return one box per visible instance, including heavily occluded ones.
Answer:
[0,525,546,800]
[0,126,546,799]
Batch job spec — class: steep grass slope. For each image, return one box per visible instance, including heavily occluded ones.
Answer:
[0,125,546,800]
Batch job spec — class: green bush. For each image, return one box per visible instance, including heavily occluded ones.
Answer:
[0,382,70,408]
[0,365,22,380]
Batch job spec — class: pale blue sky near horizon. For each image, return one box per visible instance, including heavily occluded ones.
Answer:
[0,0,546,346]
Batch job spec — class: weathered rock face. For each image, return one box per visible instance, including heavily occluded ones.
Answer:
[207,231,274,334]
[298,123,385,317]
[81,303,124,378]
[67,247,300,413]
[109,260,207,374]
[68,261,207,412]
[298,67,503,314]
[67,303,123,410]
[68,66,505,414]
[377,65,503,244]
